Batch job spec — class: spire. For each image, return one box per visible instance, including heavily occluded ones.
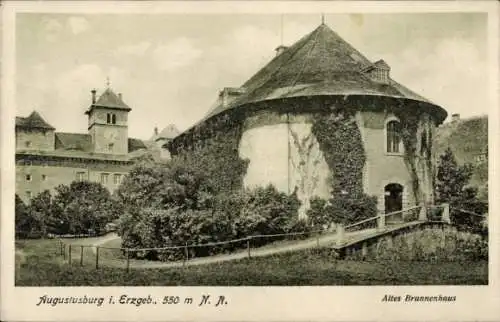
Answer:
[280,14,284,45]
[105,76,111,88]
[321,13,325,25]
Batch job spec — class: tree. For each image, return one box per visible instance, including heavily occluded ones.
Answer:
[436,147,473,203]
[15,194,30,238]
[27,190,52,236]
[50,181,118,235]
[435,148,487,231]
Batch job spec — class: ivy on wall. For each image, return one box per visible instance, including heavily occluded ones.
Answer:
[172,114,250,194]
[391,107,435,205]
[311,109,366,197]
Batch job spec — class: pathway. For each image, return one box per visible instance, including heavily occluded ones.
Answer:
[76,222,423,269]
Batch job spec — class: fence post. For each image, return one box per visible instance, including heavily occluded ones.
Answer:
[63,244,66,261]
[336,224,344,246]
[247,238,251,258]
[60,241,63,256]
[184,242,189,266]
[126,249,130,273]
[95,247,100,269]
[316,232,320,248]
[442,203,451,224]
[418,203,427,221]
[80,245,84,266]
[377,214,385,231]
[68,245,72,265]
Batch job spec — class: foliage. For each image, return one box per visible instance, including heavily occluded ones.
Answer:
[172,114,249,194]
[50,181,118,236]
[309,110,378,226]
[117,170,302,260]
[435,148,487,232]
[15,194,32,238]
[15,192,52,239]
[307,193,378,228]
[312,109,365,196]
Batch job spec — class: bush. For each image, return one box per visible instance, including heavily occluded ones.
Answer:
[49,181,118,235]
[119,180,302,261]
[307,193,378,229]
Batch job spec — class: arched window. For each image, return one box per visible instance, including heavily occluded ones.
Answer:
[386,120,402,153]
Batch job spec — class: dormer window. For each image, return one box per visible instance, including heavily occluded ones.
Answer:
[373,68,388,83]
[362,59,390,84]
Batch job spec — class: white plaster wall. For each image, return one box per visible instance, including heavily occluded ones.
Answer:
[239,113,331,219]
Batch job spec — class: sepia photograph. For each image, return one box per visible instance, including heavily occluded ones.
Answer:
[1,1,499,321]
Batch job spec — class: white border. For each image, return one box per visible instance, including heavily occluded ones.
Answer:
[2,1,499,321]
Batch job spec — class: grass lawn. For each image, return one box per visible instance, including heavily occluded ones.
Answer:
[15,238,488,286]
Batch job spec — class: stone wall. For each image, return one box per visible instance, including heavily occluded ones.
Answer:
[343,223,487,262]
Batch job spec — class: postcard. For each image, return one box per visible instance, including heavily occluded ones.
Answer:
[1,1,499,321]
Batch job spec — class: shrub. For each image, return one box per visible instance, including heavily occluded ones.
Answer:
[50,181,118,235]
[307,193,378,229]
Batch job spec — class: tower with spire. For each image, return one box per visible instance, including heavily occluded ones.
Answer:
[85,82,131,155]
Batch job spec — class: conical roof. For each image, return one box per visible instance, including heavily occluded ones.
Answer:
[173,23,447,144]
[86,88,131,114]
[16,111,55,130]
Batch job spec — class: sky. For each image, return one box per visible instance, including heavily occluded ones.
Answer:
[15,13,488,140]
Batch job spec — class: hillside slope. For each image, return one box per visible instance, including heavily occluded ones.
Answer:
[433,115,488,201]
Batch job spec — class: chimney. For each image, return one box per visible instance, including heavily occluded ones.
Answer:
[275,45,288,56]
[91,89,97,104]
[451,113,460,123]
[118,93,123,100]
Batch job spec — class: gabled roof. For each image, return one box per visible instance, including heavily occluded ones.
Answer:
[16,111,55,130]
[174,23,446,143]
[55,133,92,151]
[157,124,180,140]
[128,138,147,152]
[54,132,146,154]
[85,88,131,114]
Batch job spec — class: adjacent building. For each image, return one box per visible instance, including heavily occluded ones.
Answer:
[15,87,178,203]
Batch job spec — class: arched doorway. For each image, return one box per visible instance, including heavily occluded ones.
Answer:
[384,183,403,214]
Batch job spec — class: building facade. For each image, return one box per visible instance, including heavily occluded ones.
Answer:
[15,87,177,203]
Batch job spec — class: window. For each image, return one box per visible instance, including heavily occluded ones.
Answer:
[113,174,121,185]
[25,174,32,181]
[26,191,32,199]
[76,172,86,182]
[106,113,116,124]
[25,141,32,148]
[41,174,47,181]
[100,173,109,184]
[108,143,114,152]
[386,120,402,153]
